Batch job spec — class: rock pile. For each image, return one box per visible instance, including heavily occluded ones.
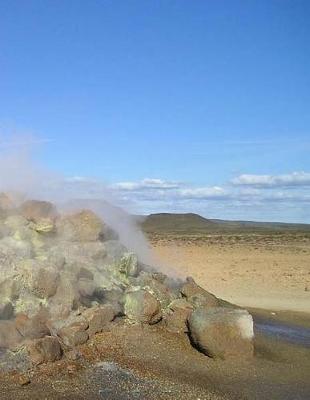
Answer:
[0,196,254,371]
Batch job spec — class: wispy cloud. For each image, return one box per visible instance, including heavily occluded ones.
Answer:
[231,172,310,188]
[112,178,181,191]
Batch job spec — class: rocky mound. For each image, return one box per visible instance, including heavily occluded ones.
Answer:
[0,196,254,371]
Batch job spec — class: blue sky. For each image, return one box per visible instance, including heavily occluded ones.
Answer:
[0,0,309,222]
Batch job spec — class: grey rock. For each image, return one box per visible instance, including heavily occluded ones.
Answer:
[0,302,14,320]
[124,290,162,324]
[0,320,23,349]
[31,267,60,299]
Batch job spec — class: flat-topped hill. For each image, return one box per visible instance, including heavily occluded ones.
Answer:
[139,213,310,235]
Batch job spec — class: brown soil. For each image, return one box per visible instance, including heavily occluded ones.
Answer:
[1,321,310,400]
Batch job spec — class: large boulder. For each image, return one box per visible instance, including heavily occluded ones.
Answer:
[188,307,254,359]
[124,290,162,324]
[56,210,104,242]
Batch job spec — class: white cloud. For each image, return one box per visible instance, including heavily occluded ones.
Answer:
[178,186,229,199]
[53,174,310,223]
[112,178,180,191]
[231,172,310,188]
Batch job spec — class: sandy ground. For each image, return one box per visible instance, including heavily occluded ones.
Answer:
[150,233,310,313]
[1,321,310,400]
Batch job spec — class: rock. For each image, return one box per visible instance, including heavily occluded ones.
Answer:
[48,273,79,318]
[0,320,23,349]
[0,347,31,373]
[17,373,31,386]
[124,290,162,324]
[188,307,254,359]
[181,277,219,309]
[169,298,193,312]
[58,318,89,347]
[118,253,139,277]
[94,287,123,301]
[137,272,178,308]
[0,302,14,320]
[164,308,191,333]
[57,210,104,242]
[0,236,33,259]
[78,279,96,298]
[15,312,50,339]
[27,336,62,365]
[164,298,194,333]
[83,304,116,336]
[77,267,94,281]
[31,267,60,299]
[20,200,57,222]
[30,218,55,234]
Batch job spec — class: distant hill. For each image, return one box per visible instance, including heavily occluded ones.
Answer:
[139,213,310,235]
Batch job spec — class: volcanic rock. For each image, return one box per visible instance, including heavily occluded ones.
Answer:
[181,277,220,309]
[164,298,193,333]
[83,304,116,337]
[20,200,57,222]
[56,209,104,242]
[57,318,89,348]
[15,312,50,339]
[30,218,55,234]
[188,307,254,359]
[118,252,139,277]
[48,274,79,318]
[30,267,60,299]
[27,336,62,365]
[0,321,23,349]
[133,271,178,308]
[78,278,96,299]
[124,289,162,324]
[0,302,14,320]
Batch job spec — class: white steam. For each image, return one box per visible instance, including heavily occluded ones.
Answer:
[0,134,154,265]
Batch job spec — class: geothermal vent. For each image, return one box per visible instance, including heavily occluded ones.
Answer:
[0,194,254,370]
